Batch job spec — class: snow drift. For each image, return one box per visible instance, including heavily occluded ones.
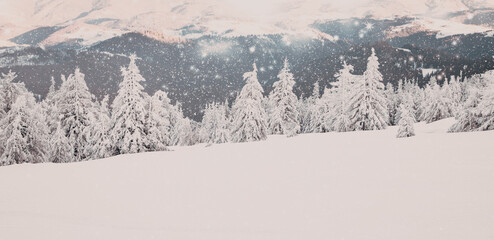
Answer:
[0,118,493,240]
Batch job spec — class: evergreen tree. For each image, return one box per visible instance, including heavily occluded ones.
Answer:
[477,70,494,130]
[54,68,98,161]
[421,78,454,123]
[230,63,268,142]
[86,95,113,159]
[109,54,149,155]
[0,95,48,165]
[347,48,389,131]
[299,81,321,133]
[331,61,354,132]
[201,102,230,144]
[396,103,416,138]
[146,91,172,151]
[267,59,300,136]
[318,87,337,132]
[448,87,483,132]
[0,71,30,118]
[50,123,74,163]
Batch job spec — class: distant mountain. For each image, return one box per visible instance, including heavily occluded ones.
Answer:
[1,16,493,121]
[1,0,493,48]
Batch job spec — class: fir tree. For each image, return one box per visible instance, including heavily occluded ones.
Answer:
[347,48,389,131]
[0,95,48,165]
[396,99,416,138]
[109,54,149,155]
[477,70,494,130]
[53,68,98,161]
[299,81,321,133]
[86,95,113,159]
[50,123,74,163]
[146,91,172,151]
[230,63,268,142]
[421,78,454,123]
[201,102,230,144]
[267,59,300,136]
[448,88,483,132]
[331,61,354,132]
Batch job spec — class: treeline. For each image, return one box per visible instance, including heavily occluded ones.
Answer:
[0,49,493,166]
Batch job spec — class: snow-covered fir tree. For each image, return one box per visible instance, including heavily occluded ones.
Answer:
[50,123,73,163]
[53,68,99,161]
[448,87,483,132]
[318,87,337,132]
[396,97,416,138]
[201,102,230,144]
[347,48,389,131]
[299,81,321,133]
[477,70,494,130]
[146,91,172,151]
[109,54,150,155]
[86,95,113,159]
[230,63,268,142]
[267,59,300,137]
[330,61,354,132]
[0,95,48,165]
[0,71,30,118]
[421,78,454,123]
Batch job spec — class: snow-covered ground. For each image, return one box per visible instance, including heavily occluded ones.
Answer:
[0,118,493,240]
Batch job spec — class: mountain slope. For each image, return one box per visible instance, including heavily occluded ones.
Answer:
[0,118,493,240]
[1,0,493,47]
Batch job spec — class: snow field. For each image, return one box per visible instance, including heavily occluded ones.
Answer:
[0,118,493,240]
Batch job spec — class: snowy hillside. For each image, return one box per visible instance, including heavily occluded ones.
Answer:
[1,118,493,240]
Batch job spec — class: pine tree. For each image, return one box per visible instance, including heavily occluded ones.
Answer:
[53,68,98,161]
[109,54,149,155]
[448,87,482,132]
[331,61,354,132]
[299,81,321,133]
[86,95,113,159]
[0,71,30,118]
[318,87,337,132]
[146,91,172,151]
[230,63,268,142]
[267,59,300,136]
[421,78,454,123]
[477,70,494,130]
[396,96,416,138]
[50,123,74,163]
[0,95,48,165]
[201,102,230,144]
[347,48,389,131]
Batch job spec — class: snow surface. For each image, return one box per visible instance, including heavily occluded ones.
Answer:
[420,67,441,77]
[0,118,493,240]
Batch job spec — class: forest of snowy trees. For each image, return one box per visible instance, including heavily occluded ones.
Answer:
[0,49,494,166]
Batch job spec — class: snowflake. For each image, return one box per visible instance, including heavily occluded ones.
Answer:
[365,23,373,30]
[249,46,256,53]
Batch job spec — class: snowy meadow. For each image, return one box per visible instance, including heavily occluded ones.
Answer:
[0,44,494,239]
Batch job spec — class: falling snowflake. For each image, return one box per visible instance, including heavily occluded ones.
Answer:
[249,46,256,53]
[365,23,373,30]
